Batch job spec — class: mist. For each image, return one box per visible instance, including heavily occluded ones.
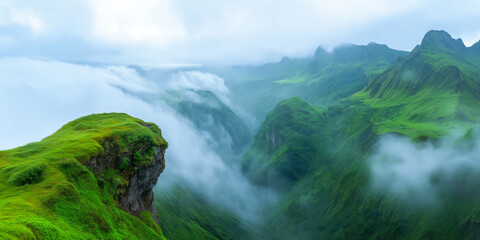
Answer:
[369,133,480,205]
[0,57,275,222]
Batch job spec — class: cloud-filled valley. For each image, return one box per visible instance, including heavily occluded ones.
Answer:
[0,57,275,223]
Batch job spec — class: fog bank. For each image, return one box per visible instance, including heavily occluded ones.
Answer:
[370,133,480,204]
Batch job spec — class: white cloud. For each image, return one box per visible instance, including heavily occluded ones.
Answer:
[10,9,45,34]
[0,58,152,149]
[90,0,186,47]
[0,4,45,35]
[0,0,479,64]
[370,134,480,205]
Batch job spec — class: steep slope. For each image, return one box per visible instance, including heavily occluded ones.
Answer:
[0,113,167,239]
[154,184,271,240]
[243,98,382,239]
[242,97,330,190]
[356,30,480,136]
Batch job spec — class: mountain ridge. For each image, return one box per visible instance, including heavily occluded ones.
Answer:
[353,29,480,136]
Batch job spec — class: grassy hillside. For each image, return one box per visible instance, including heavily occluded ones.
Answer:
[0,113,167,239]
[355,30,480,137]
[154,184,273,240]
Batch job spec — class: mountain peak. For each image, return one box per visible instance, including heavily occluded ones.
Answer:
[420,30,466,50]
[422,30,452,40]
[314,46,328,58]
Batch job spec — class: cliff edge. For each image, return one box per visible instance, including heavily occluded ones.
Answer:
[0,113,168,239]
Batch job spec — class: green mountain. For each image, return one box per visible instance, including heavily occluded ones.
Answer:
[242,97,378,239]
[245,99,480,239]
[241,30,480,239]
[0,113,168,239]
[355,30,480,137]
[242,97,329,191]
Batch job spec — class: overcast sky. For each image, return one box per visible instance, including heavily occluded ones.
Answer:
[1,0,480,65]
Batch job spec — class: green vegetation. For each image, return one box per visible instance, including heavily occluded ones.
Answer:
[354,30,480,137]
[242,97,376,239]
[154,184,274,240]
[6,163,47,186]
[243,97,329,190]
[241,30,480,239]
[0,113,167,239]
[244,96,480,239]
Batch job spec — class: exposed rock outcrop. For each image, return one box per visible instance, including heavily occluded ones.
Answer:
[84,125,167,226]
[117,146,165,225]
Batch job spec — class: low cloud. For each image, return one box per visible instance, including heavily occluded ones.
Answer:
[369,133,480,205]
[0,57,275,222]
[90,0,186,47]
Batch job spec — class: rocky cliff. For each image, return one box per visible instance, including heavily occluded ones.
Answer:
[0,113,168,239]
[85,121,167,225]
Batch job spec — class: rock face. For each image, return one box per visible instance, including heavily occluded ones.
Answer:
[85,134,167,226]
[117,146,166,225]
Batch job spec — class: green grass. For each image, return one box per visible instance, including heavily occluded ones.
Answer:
[0,113,167,239]
[351,36,480,138]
